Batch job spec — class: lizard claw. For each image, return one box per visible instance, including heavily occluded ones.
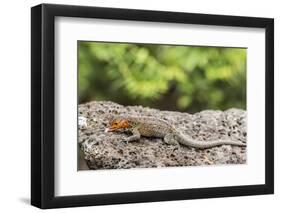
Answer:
[120,137,129,145]
[123,140,129,145]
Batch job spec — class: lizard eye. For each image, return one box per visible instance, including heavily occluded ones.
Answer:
[111,121,118,125]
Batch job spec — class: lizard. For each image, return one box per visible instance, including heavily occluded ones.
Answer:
[104,115,246,149]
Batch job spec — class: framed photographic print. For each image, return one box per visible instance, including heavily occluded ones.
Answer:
[31,3,274,209]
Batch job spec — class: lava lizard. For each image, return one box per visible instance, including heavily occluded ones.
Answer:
[105,115,246,149]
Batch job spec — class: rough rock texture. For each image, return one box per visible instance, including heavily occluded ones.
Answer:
[78,101,247,170]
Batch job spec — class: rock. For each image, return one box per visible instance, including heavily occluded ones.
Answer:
[78,101,247,170]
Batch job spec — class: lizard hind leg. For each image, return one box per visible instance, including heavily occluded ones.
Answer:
[164,134,179,146]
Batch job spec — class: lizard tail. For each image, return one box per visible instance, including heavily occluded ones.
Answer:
[175,132,246,149]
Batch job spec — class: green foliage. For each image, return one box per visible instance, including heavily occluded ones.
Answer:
[78,41,246,112]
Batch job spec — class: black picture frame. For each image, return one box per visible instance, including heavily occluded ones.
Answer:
[31,3,274,209]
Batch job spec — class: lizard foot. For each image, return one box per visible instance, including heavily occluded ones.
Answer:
[164,134,180,146]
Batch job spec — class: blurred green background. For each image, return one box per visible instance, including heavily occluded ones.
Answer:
[78,41,246,112]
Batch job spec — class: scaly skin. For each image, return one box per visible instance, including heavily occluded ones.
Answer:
[105,115,246,149]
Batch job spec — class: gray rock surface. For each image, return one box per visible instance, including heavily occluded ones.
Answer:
[78,101,247,170]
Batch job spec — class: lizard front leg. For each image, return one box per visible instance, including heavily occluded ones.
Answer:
[124,128,141,143]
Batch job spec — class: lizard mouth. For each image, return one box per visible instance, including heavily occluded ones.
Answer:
[104,127,116,132]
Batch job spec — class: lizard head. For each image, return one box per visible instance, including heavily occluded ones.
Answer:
[105,118,130,132]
